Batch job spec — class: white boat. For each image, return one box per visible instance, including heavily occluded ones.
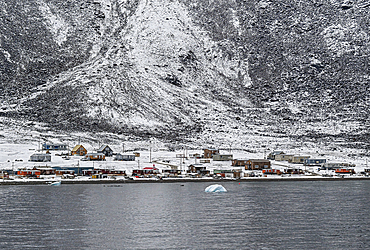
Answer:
[49,181,61,186]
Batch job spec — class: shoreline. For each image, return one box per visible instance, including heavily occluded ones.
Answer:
[1,176,370,185]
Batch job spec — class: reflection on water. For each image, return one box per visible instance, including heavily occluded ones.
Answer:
[0,181,369,249]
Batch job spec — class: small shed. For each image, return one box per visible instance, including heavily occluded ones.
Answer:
[29,153,51,162]
[114,154,135,161]
[97,145,113,157]
[71,145,87,156]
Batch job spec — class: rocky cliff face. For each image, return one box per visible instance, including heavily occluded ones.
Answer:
[1,0,369,147]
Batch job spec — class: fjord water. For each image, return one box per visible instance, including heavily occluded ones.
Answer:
[0,181,369,249]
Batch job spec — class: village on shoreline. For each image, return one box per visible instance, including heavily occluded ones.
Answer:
[0,140,369,185]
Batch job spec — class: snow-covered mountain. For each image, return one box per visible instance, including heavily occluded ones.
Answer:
[1,0,369,150]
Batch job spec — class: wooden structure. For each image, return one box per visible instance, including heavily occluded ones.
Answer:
[34,167,56,175]
[263,169,282,175]
[213,169,233,178]
[83,168,126,176]
[283,168,303,174]
[71,145,87,156]
[203,148,219,158]
[245,159,271,170]
[84,153,105,161]
[232,159,249,166]
[187,164,209,175]
[132,167,160,176]
[17,169,41,178]
[162,169,182,176]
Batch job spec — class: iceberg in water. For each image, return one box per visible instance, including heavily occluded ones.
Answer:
[205,184,227,193]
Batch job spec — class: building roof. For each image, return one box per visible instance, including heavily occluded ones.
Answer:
[31,153,50,156]
[270,151,284,155]
[71,145,85,152]
[97,145,112,152]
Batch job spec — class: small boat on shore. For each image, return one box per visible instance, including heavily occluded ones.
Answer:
[49,181,61,186]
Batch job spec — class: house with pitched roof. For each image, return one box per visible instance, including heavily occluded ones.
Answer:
[97,145,113,157]
[71,145,87,156]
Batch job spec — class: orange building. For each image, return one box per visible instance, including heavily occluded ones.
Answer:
[71,145,87,156]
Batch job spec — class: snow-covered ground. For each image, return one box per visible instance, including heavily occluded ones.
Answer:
[0,139,368,178]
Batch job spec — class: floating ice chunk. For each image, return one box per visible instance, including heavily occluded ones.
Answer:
[205,184,227,193]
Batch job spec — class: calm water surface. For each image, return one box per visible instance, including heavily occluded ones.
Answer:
[0,181,369,249]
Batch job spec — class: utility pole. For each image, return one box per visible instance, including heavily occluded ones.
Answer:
[150,147,152,163]
[77,160,80,176]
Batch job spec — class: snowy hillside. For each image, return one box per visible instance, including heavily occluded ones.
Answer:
[0,0,369,157]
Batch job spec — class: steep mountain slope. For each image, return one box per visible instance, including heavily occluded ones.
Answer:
[0,0,369,149]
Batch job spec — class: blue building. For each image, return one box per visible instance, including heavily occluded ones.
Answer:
[52,166,92,175]
[42,143,68,151]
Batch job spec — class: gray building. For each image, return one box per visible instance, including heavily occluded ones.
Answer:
[97,145,114,157]
[29,153,51,162]
[114,154,135,161]
[213,154,233,161]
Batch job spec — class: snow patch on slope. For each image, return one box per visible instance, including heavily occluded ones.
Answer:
[38,1,70,46]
